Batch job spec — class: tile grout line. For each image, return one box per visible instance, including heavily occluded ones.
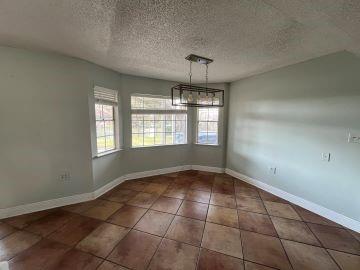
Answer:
[3,171,359,269]
[194,173,214,269]
[235,178,246,269]
[104,182,170,269]
[263,194,296,270]
[302,217,343,269]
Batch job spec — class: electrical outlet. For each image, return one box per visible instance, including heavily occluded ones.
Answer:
[59,172,71,181]
[348,133,360,144]
[269,167,277,175]
[321,153,331,162]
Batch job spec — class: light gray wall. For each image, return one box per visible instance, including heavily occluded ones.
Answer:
[0,46,94,208]
[227,51,360,221]
[0,45,228,208]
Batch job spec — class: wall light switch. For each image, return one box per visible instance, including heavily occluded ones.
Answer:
[348,133,360,144]
[269,167,277,174]
[321,153,331,162]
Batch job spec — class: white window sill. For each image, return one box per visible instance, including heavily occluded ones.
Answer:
[131,143,188,149]
[194,143,220,147]
[94,148,123,158]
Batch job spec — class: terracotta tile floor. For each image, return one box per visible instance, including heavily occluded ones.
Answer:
[1,170,359,270]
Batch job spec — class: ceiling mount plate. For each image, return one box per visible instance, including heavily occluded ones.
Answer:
[185,54,213,65]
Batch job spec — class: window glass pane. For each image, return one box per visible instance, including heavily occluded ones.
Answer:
[96,121,105,137]
[144,133,155,146]
[103,105,114,120]
[131,96,187,147]
[144,120,154,133]
[144,97,165,109]
[175,121,186,133]
[155,114,164,121]
[208,108,219,121]
[198,121,207,133]
[155,133,165,145]
[207,122,218,133]
[165,121,173,132]
[165,133,173,144]
[132,134,143,147]
[132,114,143,121]
[197,107,219,145]
[131,96,143,109]
[105,136,115,150]
[175,133,185,144]
[97,137,106,153]
[105,121,114,136]
[207,133,218,144]
[143,114,154,121]
[198,109,208,121]
[198,132,207,144]
[95,104,103,120]
[132,120,143,133]
[155,120,164,133]
[175,114,186,120]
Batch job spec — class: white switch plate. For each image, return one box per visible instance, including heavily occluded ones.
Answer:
[269,167,277,174]
[348,133,360,143]
[59,171,71,181]
[321,153,331,162]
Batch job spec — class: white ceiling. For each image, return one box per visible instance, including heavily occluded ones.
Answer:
[0,0,359,83]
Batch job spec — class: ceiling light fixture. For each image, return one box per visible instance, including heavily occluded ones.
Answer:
[171,54,224,107]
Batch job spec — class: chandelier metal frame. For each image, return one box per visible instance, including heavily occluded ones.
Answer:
[171,54,224,107]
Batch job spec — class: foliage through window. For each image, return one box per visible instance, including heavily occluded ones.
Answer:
[131,95,187,147]
[197,107,219,145]
[94,87,118,154]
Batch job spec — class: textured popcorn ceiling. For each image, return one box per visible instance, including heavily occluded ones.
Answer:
[0,0,359,82]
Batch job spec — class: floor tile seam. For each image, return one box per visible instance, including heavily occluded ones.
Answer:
[195,189,211,270]
[234,179,246,269]
[305,220,360,258]
[102,204,153,267]
[263,198,295,270]
[144,210,178,270]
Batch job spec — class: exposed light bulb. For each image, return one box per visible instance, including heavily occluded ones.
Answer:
[188,92,193,102]
[206,93,211,104]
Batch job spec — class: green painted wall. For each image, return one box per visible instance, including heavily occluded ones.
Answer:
[0,46,227,208]
[227,51,360,221]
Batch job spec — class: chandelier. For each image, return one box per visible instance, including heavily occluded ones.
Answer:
[171,54,224,107]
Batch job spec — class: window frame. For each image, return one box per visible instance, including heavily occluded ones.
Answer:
[196,107,220,146]
[131,94,188,148]
[94,86,120,156]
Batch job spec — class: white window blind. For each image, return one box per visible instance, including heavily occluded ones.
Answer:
[94,86,118,105]
[94,86,119,154]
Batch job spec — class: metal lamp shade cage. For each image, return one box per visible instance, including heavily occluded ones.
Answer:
[171,84,224,107]
[171,54,224,107]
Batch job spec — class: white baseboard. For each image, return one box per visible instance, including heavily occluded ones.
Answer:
[191,165,225,173]
[0,192,93,220]
[0,164,221,219]
[93,176,127,199]
[123,165,192,181]
[226,168,360,233]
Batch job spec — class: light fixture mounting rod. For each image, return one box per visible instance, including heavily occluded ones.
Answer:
[185,54,213,65]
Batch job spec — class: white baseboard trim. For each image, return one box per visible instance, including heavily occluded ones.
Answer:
[0,192,93,220]
[123,165,192,181]
[0,164,222,219]
[226,168,360,233]
[191,165,225,173]
[93,176,127,199]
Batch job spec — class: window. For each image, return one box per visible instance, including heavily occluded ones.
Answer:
[131,95,187,147]
[94,86,119,154]
[197,107,219,145]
